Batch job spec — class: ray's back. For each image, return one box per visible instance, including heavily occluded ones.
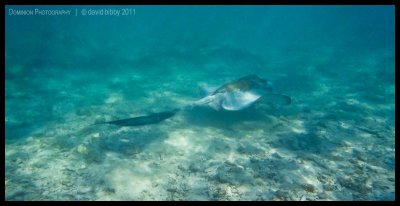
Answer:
[212,75,265,95]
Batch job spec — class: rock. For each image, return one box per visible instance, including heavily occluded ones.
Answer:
[78,187,92,194]
[42,190,49,196]
[322,183,336,191]
[237,142,264,155]
[317,192,329,199]
[373,191,395,201]
[273,190,291,201]
[61,180,73,187]
[302,184,316,193]
[188,162,203,173]
[77,145,88,154]
[103,187,115,194]
[6,189,27,200]
[213,161,251,185]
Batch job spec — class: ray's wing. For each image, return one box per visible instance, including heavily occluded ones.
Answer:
[197,83,220,97]
[221,90,263,111]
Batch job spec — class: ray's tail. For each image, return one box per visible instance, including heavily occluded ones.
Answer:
[94,108,181,127]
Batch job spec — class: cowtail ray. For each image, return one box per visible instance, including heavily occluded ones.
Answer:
[96,75,291,126]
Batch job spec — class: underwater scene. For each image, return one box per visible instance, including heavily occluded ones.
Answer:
[5,5,395,201]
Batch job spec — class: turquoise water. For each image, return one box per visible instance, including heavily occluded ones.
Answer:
[5,5,395,200]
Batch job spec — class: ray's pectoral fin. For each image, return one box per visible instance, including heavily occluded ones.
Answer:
[191,95,222,110]
[221,90,263,111]
[193,95,216,106]
[197,84,219,97]
[260,93,291,105]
